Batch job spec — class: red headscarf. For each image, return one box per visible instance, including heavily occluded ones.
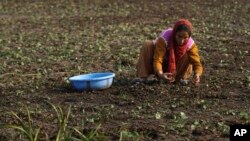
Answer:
[167,19,193,74]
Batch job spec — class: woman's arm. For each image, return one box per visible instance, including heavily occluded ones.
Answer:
[188,44,203,76]
[153,37,167,75]
[153,37,174,81]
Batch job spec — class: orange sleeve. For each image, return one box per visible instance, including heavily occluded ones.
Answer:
[153,37,167,73]
[188,44,203,76]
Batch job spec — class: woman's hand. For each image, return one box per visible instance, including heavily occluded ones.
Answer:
[192,74,200,84]
[158,72,174,82]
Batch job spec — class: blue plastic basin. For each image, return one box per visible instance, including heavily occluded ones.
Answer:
[69,72,115,91]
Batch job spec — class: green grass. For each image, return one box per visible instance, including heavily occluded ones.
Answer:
[0,104,106,141]
[0,107,40,141]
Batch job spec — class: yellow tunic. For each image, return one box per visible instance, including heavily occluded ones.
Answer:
[153,37,203,76]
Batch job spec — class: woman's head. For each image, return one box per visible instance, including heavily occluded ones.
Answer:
[173,19,192,46]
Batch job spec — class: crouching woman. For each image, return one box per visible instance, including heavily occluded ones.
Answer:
[135,19,203,84]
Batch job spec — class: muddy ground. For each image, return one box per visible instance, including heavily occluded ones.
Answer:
[0,0,249,140]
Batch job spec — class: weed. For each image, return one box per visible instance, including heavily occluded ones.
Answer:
[0,103,105,140]
[47,102,72,141]
[0,107,40,141]
[119,130,140,141]
[71,124,105,141]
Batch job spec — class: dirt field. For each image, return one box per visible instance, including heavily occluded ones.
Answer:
[0,0,249,140]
